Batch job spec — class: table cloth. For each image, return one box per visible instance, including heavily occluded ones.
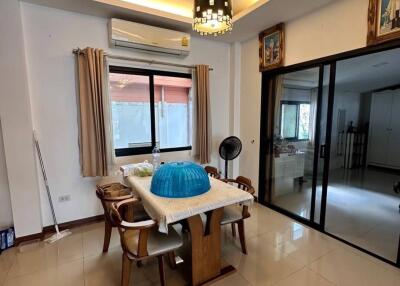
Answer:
[125,175,254,233]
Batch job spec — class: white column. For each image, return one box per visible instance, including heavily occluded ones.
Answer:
[229,42,242,178]
[0,0,43,237]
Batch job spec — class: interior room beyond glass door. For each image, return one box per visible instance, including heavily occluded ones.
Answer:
[324,48,400,263]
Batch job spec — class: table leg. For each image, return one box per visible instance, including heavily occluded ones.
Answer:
[187,208,236,286]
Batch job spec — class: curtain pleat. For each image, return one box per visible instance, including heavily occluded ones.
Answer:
[195,65,211,164]
[77,47,108,177]
[273,75,284,135]
[264,76,280,203]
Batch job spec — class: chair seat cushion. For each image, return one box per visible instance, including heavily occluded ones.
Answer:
[221,205,244,225]
[124,226,183,257]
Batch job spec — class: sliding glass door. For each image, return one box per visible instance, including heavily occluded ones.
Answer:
[324,49,400,264]
[260,46,400,267]
[263,64,332,227]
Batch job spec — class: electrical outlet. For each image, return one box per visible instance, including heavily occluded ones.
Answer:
[58,195,71,202]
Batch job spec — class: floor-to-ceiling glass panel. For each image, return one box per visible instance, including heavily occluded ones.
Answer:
[271,67,320,220]
[325,48,400,262]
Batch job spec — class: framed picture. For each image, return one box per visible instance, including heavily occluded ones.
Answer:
[259,23,285,72]
[367,0,400,45]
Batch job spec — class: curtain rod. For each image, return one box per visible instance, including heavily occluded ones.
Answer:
[72,48,213,71]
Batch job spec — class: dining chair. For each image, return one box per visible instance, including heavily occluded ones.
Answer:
[204,165,221,179]
[96,182,149,252]
[220,176,255,254]
[111,198,183,286]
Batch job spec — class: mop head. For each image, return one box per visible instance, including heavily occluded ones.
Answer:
[45,229,72,244]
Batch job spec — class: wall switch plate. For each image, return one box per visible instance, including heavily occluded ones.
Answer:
[58,195,71,202]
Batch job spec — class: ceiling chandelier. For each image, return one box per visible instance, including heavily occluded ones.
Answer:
[193,0,233,36]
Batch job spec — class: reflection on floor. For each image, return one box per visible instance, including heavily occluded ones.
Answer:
[0,203,399,286]
[273,168,400,262]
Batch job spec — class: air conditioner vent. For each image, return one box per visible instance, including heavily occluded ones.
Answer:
[109,19,190,57]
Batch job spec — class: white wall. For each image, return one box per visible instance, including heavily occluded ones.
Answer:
[330,90,361,170]
[21,3,232,226]
[0,0,42,237]
[239,0,370,196]
[0,120,13,229]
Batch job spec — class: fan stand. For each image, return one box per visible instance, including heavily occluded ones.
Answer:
[224,159,229,179]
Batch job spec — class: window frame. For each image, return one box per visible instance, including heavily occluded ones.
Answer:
[279,100,310,141]
[109,65,193,157]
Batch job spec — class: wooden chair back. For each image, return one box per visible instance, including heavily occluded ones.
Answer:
[111,198,157,258]
[96,183,133,226]
[204,166,221,179]
[223,176,255,195]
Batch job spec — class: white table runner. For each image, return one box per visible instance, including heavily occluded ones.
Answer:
[125,176,254,233]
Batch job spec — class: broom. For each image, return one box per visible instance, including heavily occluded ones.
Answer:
[33,131,71,243]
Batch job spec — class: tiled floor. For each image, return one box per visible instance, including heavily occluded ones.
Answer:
[273,168,400,262]
[0,203,399,286]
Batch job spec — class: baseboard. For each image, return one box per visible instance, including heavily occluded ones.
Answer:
[42,214,104,234]
[14,232,44,245]
[15,215,104,245]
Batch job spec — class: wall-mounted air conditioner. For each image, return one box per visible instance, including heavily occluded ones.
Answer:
[109,18,191,57]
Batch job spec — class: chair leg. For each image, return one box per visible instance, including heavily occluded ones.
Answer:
[231,223,236,237]
[237,220,247,255]
[103,221,112,253]
[121,253,132,286]
[157,255,166,286]
[167,251,177,269]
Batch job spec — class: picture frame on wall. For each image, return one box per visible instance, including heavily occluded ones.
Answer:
[259,23,285,72]
[367,0,400,45]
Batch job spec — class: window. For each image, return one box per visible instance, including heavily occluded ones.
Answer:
[109,66,192,156]
[280,101,310,141]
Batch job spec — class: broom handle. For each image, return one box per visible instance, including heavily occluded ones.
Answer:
[33,132,59,229]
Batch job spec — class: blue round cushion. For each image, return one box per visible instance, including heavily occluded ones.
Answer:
[150,161,211,198]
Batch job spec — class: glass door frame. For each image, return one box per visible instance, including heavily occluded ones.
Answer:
[258,40,400,268]
[259,63,330,230]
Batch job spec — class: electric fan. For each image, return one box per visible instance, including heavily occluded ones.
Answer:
[219,136,242,179]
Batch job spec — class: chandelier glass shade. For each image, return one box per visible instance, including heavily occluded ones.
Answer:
[193,0,233,36]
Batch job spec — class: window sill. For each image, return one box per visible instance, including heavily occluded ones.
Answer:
[115,146,192,157]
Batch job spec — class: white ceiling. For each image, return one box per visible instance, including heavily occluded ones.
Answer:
[283,48,400,94]
[107,0,263,17]
[22,0,335,43]
[336,48,400,93]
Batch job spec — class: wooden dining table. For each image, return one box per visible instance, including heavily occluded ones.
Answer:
[124,175,254,286]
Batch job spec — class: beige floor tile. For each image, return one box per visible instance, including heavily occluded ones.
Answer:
[272,267,335,286]
[245,218,293,240]
[82,222,121,258]
[7,243,58,277]
[54,231,84,264]
[279,232,337,265]
[141,259,187,285]
[236,243,305,286]
[3,203,399,286]
[310,247,400,286]
[83,248,151,286]
[3,259,84,286]
[0,248,16,285]
[246,222,310,250]
[211,273,252,286]
[7,231,83,278]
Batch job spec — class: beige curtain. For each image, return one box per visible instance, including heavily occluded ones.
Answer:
[76,47,108,177]
[273,75,284,136]
[195,65,211,164]
[309,88,318,145]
